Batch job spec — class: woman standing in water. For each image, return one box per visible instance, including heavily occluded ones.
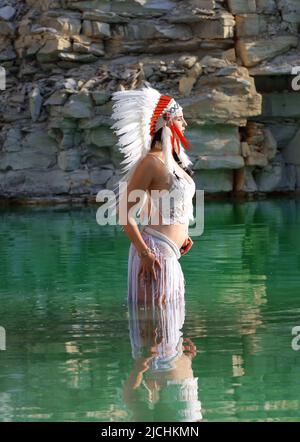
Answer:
[109,85,200,422]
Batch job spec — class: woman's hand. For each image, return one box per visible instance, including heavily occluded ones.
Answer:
[138,251,162,282]
[182,337,197,360]
[180,236,193,256]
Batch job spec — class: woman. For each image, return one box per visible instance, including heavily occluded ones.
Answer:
[110,85,199,422]
[110,85,196,307]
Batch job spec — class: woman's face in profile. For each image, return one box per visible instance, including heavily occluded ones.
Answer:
[172,114,188,135]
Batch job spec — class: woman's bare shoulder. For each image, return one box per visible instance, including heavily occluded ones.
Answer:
[144,152,166,167]
[127,153,162,190]
[138,153,165,170]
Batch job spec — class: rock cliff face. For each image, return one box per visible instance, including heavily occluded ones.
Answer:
[0,0,299,202]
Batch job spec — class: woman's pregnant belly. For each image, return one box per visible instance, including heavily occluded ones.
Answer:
[146,223,188,249]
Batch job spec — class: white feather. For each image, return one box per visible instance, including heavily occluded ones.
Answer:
[106,86,164,218]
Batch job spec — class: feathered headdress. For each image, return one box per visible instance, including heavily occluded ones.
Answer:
[108,85,193,219]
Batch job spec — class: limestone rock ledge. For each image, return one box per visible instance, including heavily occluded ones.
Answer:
[0,0,300,202]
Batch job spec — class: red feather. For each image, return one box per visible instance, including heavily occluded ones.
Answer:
[170,123,190,151]
[149,95,172,137]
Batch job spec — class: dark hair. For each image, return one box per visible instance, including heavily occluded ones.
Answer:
[151,128,194,178]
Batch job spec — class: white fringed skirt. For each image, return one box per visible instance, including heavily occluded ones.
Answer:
[127,226,185,309]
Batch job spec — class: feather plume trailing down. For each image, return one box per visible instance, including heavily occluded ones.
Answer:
[161,126,174,175]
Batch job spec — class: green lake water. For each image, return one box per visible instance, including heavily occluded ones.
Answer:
[0,199,300,422]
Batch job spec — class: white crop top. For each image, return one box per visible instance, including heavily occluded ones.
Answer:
[145,154,196,226]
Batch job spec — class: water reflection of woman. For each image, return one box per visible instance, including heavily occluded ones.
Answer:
[123,294,202,422]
